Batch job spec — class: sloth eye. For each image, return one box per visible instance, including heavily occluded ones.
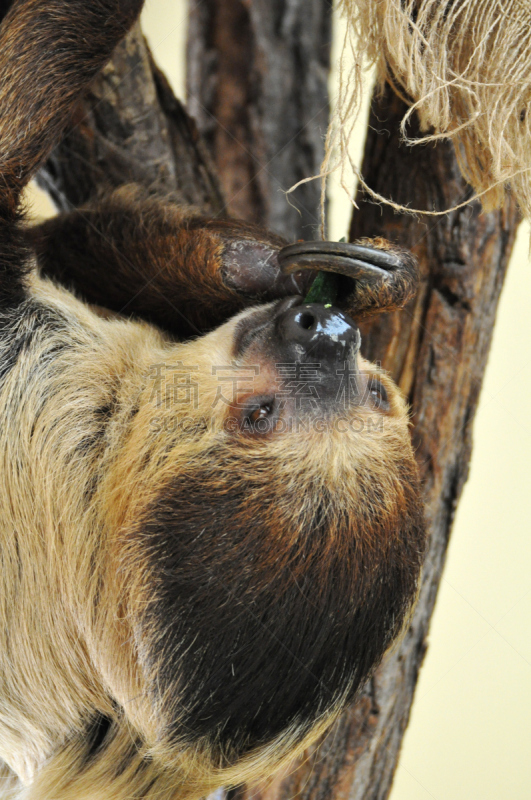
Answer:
[244,396,277,431]
[249,403,273,424]
[368,379,390,411]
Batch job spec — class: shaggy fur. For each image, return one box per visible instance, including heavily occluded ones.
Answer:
[0,1,426,798]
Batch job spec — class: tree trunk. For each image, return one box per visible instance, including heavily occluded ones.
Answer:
[37,24,224,215]
[187,0,332,240]
[36,8,521,800]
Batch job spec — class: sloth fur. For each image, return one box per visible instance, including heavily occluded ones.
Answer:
[0,1,425,798]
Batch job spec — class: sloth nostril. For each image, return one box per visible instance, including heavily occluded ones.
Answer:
[297,311,315,331]
[276,302,360,355]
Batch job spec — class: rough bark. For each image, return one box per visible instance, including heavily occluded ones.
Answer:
[187,0,332,240]
[225,85,520,800]
[37,24,224,215]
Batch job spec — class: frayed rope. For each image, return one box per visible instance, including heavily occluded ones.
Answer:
[293,0,531,238]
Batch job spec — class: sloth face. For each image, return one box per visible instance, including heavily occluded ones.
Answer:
[97,298,425,778]
[230,296,392,428]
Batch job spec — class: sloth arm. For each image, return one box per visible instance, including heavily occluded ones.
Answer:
[0,0,144,313]
[31,185,314,337]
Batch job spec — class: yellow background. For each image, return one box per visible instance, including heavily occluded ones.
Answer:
[26,2,531,797]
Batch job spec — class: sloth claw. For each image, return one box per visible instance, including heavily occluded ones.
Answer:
[277,241,403,276]
[277,239,419,316]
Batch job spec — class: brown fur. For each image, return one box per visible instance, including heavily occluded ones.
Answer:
[31,185,297,338]
[31,190,419,334]
[0,1,426,798]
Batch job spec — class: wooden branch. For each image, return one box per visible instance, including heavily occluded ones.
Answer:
[187,0,332,240]
[37,24,224,214]
[228,84,520,800]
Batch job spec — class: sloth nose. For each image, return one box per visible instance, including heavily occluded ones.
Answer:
[275,301,361,359]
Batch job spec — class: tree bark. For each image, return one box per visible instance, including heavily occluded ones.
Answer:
[35,9,521,800]
[187,0,332,240]
[37,24,224,215]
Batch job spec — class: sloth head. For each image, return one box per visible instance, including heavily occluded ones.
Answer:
[97,296,425,782]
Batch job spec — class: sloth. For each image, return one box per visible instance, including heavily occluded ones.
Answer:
[0,1,426,799]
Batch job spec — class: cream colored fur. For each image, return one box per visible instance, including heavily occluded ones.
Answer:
[0,263,413,799]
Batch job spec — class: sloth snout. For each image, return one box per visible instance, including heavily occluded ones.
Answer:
[275,301,361,361]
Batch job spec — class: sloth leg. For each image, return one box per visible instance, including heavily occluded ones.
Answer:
[0,0,143,313]
[31,185,315,337]
[33,190,419,333]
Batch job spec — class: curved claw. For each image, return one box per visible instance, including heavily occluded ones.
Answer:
[278,241,403,278]
[278,239,419,317]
